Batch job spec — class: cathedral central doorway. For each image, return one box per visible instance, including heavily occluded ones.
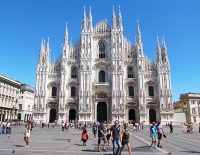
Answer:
[129,109,136,122]
[69,109,76,121]
[149,109,156,123]
[49,109,56,123]
[97,102,107,122]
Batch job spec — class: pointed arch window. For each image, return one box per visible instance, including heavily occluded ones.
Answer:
[99,41,106,58]
[71,86,76,97]
[99,70,105,82]
[52,87,57,97]
[127,67,134,78]
[128,86,134,97]
[148,86,154,97]
[71,67,77,78]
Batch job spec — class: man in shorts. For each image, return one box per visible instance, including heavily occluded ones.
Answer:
[97,122,107,152]
[150,122,157,148]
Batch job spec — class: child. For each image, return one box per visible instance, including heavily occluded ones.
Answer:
[81,128,88,146]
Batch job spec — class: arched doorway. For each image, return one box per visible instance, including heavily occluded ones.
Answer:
[97,102,107,122]
[69,109,76,121]
[149,109,156,123]
[49,109,56,123]
[17,113,21,121]
[129,109,136,122]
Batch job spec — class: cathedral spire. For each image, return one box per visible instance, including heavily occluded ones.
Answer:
[118,5,123,30]
[38,38,45,64]
[112,5,116,29]
[82,6,87,31]
[88,6,93,30]
[156,36,162,63]
[136,20,142,44]
[161,36,169,63]
[46,37,51,64]
[64,22,68,45]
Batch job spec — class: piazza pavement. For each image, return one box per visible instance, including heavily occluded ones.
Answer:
[0,124,200,155]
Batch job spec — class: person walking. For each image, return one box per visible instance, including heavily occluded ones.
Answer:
[150,122,157,148]
[110,120,121,155]
[97,121,107,152]
[81,128,88,146]
[120,123,131,155]
[24,124,31,147]
[106,123,111,146]
[92,122,97,140]
[169,122,173,134]
[156,121,165,148]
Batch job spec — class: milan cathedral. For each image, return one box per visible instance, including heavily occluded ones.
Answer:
[33,6,174,124]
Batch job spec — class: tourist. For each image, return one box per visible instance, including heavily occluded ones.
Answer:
[81,128,88,146]
[106,123,111,146]
[156,121,165,148]
[150,122,157,148]
[92,122,97,140]
[24,124,31,147]
[110,120,121,155]
[169,122,173,134]
[120,123,131,155]
[97,121,107,152]
[62,120,64,131]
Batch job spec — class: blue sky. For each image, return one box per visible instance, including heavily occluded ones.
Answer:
[0,0,200,101]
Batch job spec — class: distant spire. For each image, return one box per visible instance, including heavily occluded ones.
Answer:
[156,36,162,63]
[38,38,45,64]
[46,37,50,63]
[82,6,87,30]
[88,6,93,30]
[64,22,68,44]
[118,5,123,30]
[112,5,116,29]
[161,36,168,63]
[136,20,142,44]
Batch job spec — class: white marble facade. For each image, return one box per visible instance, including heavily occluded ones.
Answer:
[33,7,174,124]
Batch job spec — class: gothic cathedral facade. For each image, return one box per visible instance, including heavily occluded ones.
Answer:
[33,7,174,124]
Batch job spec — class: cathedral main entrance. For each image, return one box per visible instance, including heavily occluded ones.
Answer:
[129,109,136,122]
[69,109,76,121]
[149,109,156,123]
[49,109,56,123]
[97,102,107,122]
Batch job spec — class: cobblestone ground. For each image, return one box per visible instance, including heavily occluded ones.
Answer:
[0,124,200,155]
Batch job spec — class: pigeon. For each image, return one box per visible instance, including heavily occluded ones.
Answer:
[12,149,15,154]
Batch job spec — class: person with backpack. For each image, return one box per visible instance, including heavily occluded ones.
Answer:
[120,123,131,155]
[81,128,88,146]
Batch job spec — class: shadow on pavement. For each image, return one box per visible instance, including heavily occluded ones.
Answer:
[180,151,200,154]
[13,145,24,147]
